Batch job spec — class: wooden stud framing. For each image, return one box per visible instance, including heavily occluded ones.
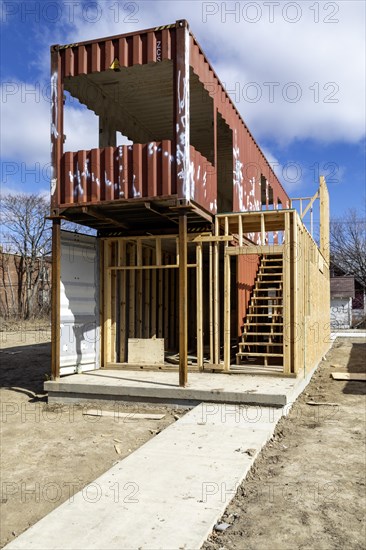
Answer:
[118,241,127,362]
[260,213,266,245]
[144,248,151,338]
[213,217,220,364]
[209,242,214,364]
[283,211,291,375]
[179,214,188,386]
[164,252,169,346]
[151,248,157,338]
[169,264,175,348]
[158,266,163,338]
[319,176,330,264]
[292,212,299,374]
[224,218,231,370]
[51,219,61,379]
[98,193,329,379]
[128,243,136,339]
[103,240,112,364]
[110,242,117,363]
[196,243,203,369]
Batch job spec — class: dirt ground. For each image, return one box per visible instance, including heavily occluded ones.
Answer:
[1,331,365,550]
[0,329,182,549]
[203,337,366,550]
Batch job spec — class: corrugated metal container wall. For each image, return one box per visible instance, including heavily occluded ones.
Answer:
[59,27,177,78]
[237,255,260,337]
[189,33,290,213]
[52,22,290,217]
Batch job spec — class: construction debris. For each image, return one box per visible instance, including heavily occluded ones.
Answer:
[83,409,165,420]
[214,522,231,532]
[331,373,366,381]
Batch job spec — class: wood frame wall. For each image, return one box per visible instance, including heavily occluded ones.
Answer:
[52,181,330,383]
[216,182,330,376]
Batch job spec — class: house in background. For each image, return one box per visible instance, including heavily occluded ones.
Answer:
[330,262,366,329]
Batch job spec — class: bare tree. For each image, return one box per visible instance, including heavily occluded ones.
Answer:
[0,193,51,319]
[330,208,366,286]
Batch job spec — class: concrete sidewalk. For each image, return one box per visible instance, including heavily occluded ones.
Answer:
[6,403,284,550]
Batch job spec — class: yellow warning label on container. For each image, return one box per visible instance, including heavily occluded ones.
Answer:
[109,58,121,70]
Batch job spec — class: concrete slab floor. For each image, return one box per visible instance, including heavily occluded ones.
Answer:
[45,368,315,408]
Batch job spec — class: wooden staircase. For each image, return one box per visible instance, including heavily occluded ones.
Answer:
[236,254,284,373]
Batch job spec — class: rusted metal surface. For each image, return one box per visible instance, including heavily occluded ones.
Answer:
[189,33,289,212]
[52,19,290,221]
[61,142,176,205]
[237,254,260,337]
[60,142,215,210]
[58,26,177,78]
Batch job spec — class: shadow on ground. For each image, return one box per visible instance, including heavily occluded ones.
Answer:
[344,342,366,396]
[0,342,51,400]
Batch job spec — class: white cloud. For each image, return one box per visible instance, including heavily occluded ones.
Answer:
[0,83,100,167]
[54,0,365,145]
[1,0,364,181]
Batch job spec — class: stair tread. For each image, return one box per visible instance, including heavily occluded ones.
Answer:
[242,332,284,336]
[247,314,283,317]
[243,323,283,327]
[239,342,283,347]
[251,296,283,300]
[236,352,284,357]
[249,305,283,308]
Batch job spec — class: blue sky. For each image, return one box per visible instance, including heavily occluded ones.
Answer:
[1,0,365,221]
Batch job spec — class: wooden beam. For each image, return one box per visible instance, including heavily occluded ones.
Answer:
[301,190,319,219]
[224,248,231,371]
[191,235,233,243]
[196,243,203,369]
[103,240,112,364]
[283,212,291,375]
[260,212,266,245]
[319,176,330,264]
[151,249,157,338]
[128,243,136,339]
[227,245,283,256]
[164,253,169,345]
[158,267,163,338]
[144,248,151,338]
[179,214,188,386]
[82,206,129,229]
[238,215,243,246]
[51,219,61,379]
[209,242,213,364]
[213,218,220,364]
[110,242,117,363]
[118,241,127,362]
[291,211,297,375]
